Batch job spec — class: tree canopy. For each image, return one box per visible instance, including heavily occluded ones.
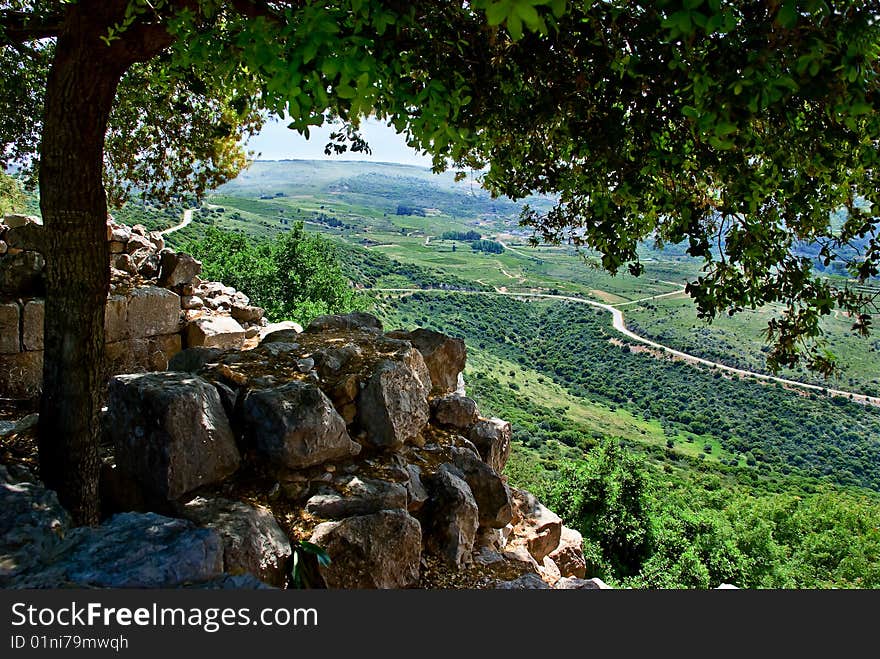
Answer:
[0,0,878,522]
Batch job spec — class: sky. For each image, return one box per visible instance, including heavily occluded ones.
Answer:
[244,116,434,167]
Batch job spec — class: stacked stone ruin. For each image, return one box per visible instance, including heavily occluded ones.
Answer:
[1,311,604,589]
[0,214,291,399]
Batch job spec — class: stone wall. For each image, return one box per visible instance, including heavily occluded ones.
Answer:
[0,214,279,400]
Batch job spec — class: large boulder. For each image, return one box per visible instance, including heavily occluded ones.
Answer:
[107,372,241,501]
[431,393,479,430]
[306,312,383,333]
[180,497,292,588]
[242,381,361,469]
[309,510,421,589]
[21,299,43,351]
[127,285,180,337]
[422,466,479,568]
[0,466,71,586]
[510,487,563,563]
[186,315,245,350]
[494,573,552,590]
[448,447,513,529]
[168,346,224,373]
[10,512,224,588]
[549,526,587,579]
[469,417,513,474]
[385,328,465,395]
[0,302,19,353]
[258,321,303,343]
[0,251,44,297]
[305,476,407,520]
[356,354,430,449]
[555,577,612,590]
[158,251,202,288]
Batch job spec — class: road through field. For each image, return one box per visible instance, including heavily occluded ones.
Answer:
[372,287,880,408]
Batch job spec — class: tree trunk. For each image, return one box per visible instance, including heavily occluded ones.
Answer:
[37,8,131,526]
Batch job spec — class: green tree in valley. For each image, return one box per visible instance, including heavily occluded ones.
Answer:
[182,224,363,326]
[0,171,24,215]
[1,0,878,523]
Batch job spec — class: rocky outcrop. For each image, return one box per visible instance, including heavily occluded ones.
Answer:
[180,497,291,587]
[107,372,241,502]
[385,328,466,395]
[309,510,422,588]
[423,466,480,568]
[508,487,563,563]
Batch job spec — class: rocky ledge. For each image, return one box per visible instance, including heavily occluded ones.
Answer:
[0,312,601,590]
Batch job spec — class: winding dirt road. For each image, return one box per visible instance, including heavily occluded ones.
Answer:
[158,208,194,236]
[372,287,880,408]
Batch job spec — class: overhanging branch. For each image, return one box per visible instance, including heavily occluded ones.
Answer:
[0,10,63,43]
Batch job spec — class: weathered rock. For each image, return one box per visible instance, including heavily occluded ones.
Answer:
[0,465,72,586]
[0,351,42,398]
[404,464,429,512]
[158,251,202,287]
[540,556,562,585]
[501,543,541,574]
[0,250,44,296]
[356,354,430,449]
[181,497,292,588]
[549,526,587,579]
[309,510,421,589]
[104,294,128,342]
[306,311,383,333]
[21,299,43,351]
[3,214,40,229]
[716,583,739,589]
[148,231,165,251]
[494,573,551,589]
[10,512,224,588]
[4,221,44,252]
[127,285,180,337]
[305,476,407,519]
[109,240,126,254]
[206,294,232,310]
[112,252,138,275]
[386,328,465,394]
[186,574,274,589]
[231,304,264,323]
[168,346,224,373]
[127,233,153,254]
[431,393,479,429]
[554,577,612,590]
[138,252,161,279]
[469,417,513,474]
[108,372,240,501]
[186,315,245,350]
[259,323,304,344]
[105,334,181,374]
[423,466,479,568]
[242,381,361,469]
[0,302,20,353]
[181,295,205,310]
[447,447,513,529]
[0,240,6,255]
[510,487,562,563]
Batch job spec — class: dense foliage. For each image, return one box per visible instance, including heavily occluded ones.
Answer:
[471,239,504,254]
[0,171,23,215]
[379,292,880,490]
[181,224,363,325]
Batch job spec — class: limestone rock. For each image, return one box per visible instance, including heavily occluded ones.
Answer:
[3,214,40,229]
[554,577,612,590]
[309,510,421,589]
[242,381,361,469]
[305,476,407,520]
[104,294,129,342]
[181,295,205,310]
[126,233,154,254]
[549,526,587,579]
[22,299,43,351]
[127,285,180,338]
[0,302,19,353]
[181,497,292,588]
[0,250,44,297]
[186,574,274,589]
[10,512,224,588]
[494,573,551,589]
[259,323,304,344]
[431,393,479,430]
[186,315,245,350]
[404,464,429,512]
[306,311,383,333]
[108,372,240,501]
[158,251,202,287]
[540,556,562,585]
[510,487,563,563]
[356,354,430,450]
[423,466,479,568]
[168,346,224,373]
[448,446,513,529]
[4,221,44,252]
[469,417,513,474]
[0,465,72,586]
[386,328,465,395]
[231,304,264,323]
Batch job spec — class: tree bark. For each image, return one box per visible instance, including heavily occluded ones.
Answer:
[37,2,172,525]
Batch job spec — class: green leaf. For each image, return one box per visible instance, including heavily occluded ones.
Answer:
[777,1,798,28]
